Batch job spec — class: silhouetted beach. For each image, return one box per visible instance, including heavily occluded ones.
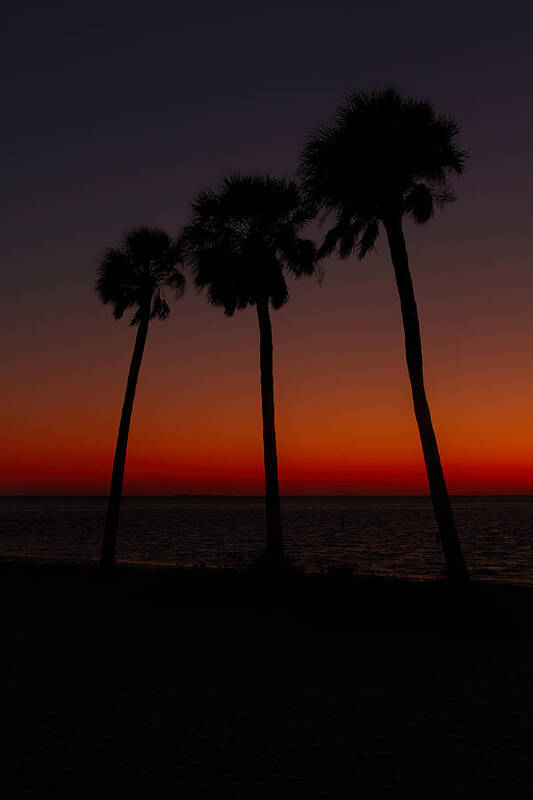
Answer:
[2,562,531,798]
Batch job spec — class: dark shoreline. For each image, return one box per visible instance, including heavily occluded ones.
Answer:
[2,559,532,649]
[2,562,531,798]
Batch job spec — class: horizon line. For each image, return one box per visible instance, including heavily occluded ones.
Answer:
[2,492,532,499]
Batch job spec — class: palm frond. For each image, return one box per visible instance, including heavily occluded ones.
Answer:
[150,293,171,321]
[357,220,380,258]
[95,226,185,325]
[318,224,343,258]
[338,219,364,258]
[404,183,434,224]
[178,174,318,314]
[300,87,466,235]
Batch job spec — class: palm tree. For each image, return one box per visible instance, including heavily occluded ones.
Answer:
[300,88,469,583]
[96,226,185,570]
[179,175,318,567]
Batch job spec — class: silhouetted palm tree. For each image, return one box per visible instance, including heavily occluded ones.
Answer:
[96,227,185,570]
[179,175,318,566]
[300,88,469,583]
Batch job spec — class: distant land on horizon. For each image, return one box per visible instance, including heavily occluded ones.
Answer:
[2,493,532,500]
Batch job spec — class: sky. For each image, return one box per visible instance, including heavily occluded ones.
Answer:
[2,0,532,495]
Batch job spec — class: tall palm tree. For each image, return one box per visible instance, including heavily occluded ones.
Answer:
[300,88,469,583]
[179,175,318,566]
[96,226,185,570]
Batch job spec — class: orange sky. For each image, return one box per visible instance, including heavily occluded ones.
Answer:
[3,219,532,495]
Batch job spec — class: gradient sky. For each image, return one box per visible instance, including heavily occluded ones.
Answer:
[2,0,532,494]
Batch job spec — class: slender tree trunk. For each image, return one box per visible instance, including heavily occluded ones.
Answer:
[256,297,284,564]
[100,307,150,571]
[384,215,469,583]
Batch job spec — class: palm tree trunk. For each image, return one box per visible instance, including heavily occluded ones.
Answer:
[256,297,284,564]
[100,307,150,570]
[384,215,469,583]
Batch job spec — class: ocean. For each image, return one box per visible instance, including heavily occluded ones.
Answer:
[0,495,531,584]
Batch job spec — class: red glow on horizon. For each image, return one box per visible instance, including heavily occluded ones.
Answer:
[2,447,532,496]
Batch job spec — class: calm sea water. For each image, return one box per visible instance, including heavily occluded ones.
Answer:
[0,496,532,584]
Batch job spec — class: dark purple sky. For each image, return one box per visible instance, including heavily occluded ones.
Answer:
[5,0,531,249]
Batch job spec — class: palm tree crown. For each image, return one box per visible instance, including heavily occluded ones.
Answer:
[96,226,185,324]
[179,174,317,312]
[300,87,466,256]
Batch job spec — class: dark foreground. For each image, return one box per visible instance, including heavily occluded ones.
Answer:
[1,563,531,799]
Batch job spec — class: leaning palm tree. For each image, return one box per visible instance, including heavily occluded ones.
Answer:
[96,226,185,570]
[179,175,318,567]
[300,88,469,583]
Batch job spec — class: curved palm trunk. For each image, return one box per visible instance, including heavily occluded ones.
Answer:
[384,215,469,583]
[256,297,284,564]
[100,307,150,571]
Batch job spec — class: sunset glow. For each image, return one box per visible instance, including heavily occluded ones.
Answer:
[3,2,531,498]
[4,260,532,495]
